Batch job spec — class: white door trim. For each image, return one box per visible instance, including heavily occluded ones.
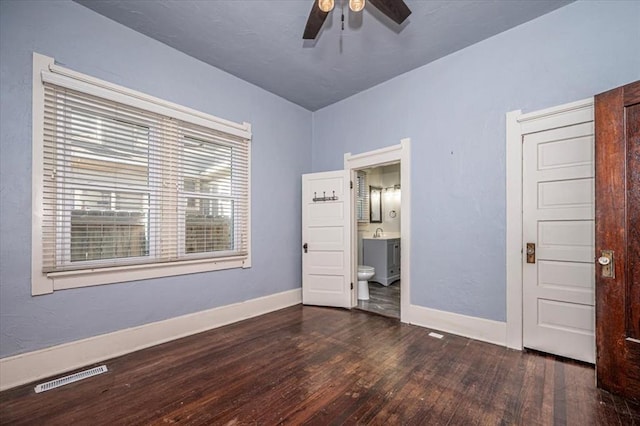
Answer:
[344,138,411,323]
[505,98,594,350]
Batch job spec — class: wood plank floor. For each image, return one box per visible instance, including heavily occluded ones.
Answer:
[356,280,400,319]
[1,305,639,425]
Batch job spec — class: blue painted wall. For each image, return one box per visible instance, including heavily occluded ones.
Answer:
[312,0,640,321]
[0,0,311,358]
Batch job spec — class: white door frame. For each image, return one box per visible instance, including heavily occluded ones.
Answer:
[344,138,411,323]
[505,99,594,350]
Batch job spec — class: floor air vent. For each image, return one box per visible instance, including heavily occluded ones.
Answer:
[34,365,108,393]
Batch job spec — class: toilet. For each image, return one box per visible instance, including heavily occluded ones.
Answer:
[357,265,375,301]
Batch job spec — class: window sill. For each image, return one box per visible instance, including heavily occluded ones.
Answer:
[34,256,250,294]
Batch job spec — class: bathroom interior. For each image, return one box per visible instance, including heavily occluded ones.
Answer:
[356,162,401,319]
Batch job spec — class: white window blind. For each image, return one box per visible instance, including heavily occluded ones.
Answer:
[42,83,249,272]
[356,170,369,222]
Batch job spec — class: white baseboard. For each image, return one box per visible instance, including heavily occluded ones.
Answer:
[407,304,507,347]
[0,288,302,391]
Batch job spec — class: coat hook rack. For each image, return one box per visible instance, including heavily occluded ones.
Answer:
[313,191,338,202]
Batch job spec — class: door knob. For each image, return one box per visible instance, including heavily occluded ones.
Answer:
[303,243,308,253]
[597,256,610,265]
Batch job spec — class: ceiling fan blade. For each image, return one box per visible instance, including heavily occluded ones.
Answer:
[368,0,412,25]
[303,1,329,40]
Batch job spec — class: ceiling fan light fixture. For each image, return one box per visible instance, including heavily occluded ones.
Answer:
[305,0,410,40]
[349,0,366,12]
[318,0,335,13]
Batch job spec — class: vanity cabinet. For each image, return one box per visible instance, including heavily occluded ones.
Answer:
[363,238,400,286]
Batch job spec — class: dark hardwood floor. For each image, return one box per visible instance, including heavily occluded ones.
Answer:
[1,305,638,425]
[357,280,400,319]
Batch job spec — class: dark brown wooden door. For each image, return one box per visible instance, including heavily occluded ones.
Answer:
[595,80,640,402]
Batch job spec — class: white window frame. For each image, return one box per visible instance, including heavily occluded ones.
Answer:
[31,53,252,295]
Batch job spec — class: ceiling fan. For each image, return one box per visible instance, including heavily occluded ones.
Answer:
[303,0,412,40]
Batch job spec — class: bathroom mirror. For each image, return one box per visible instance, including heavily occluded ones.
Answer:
[369,186,382,223]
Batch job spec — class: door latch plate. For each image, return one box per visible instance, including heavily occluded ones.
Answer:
[599,250,614,278]
[526,243,536,264]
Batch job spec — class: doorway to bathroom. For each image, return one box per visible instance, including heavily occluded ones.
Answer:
[344,139,411,322]
[353,163,401,319]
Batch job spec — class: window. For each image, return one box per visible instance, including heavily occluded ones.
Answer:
[355,170,369,222]
[32,53,251,294]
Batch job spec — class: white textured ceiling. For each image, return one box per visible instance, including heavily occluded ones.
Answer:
[75,0,574,111]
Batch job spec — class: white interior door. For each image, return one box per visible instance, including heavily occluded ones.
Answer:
[302,170,351,308]
[523,121,595,363]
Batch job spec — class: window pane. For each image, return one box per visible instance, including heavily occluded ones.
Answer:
[185,198,233,254]
[182,137,232,196]
[70,192,149,262]
[64,112,151,263]
[356,171,368,222]
[182,136,238,255]
[66,113,150,188]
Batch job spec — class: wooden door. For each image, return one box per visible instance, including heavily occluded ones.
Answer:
[595,80,640,401]
[522,121,596,363]
[301,171,352,308]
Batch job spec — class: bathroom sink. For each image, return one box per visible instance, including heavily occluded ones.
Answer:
[363,233,400,240]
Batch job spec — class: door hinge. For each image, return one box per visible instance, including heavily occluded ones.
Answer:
[351,282,353,290]
[350,180,353,189]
